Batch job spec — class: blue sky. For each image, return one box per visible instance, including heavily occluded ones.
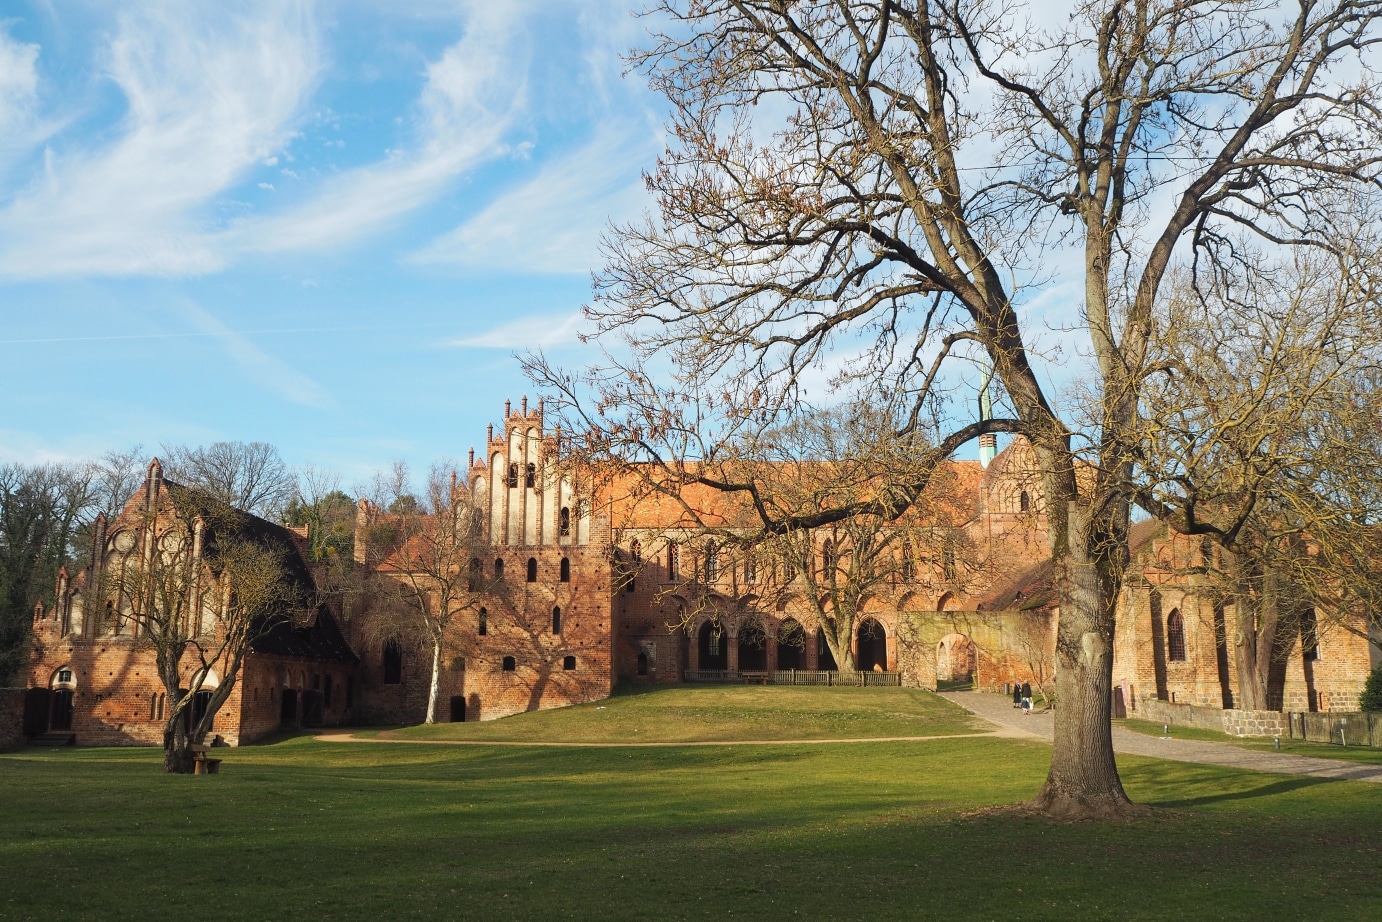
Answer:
[0,1,664,484]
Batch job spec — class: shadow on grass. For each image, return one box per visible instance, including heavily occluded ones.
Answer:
[1148,774,1335,808]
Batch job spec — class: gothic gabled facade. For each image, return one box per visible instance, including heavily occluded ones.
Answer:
[21,400,1375,745]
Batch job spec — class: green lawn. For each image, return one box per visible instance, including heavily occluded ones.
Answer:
[385,684,985,743]
[3,688,1380,921]
[1119,717,1382,765]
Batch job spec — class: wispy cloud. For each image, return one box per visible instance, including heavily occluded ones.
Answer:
[447,311,585,350]
[175,298,333,409]
[410,124,658,274]
[0,3,321,277]
[231,5,528,254]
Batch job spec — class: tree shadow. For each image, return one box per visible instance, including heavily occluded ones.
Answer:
[1150,775,1334,808]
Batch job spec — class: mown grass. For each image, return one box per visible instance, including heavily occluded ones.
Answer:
[2,689,1380,921]
[385,684,985,743]
[1119,717,1382,765]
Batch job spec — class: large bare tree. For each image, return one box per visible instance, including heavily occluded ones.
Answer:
[104,486,302,773]
[529,0,1382,816]
[1136,248,1382,708]
[357,463,496,725]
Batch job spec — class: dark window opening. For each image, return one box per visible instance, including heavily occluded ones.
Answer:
[563,655,577,671]
[493,558,504,580]
[667,542,679,580]
[820,539,835,580]
[630,539,641,562]
[636,652,648,675]
[626,577,635,593]
[1019,490,1030,513]
[559,557,570,582]
[1302,608,1320,661]
[704,541,718,582]
[552,606,562,634]
[1167,609,1186,662]
[525,462,536,489]
[559,506,571,536]
[383,640,403,684]
[942,543,957,582]
[478,607,488,636]
[502,656,516,672]
[450,695,467,722]
[507,463,519,489]
[526,557,538,582]
[468,557,481,590]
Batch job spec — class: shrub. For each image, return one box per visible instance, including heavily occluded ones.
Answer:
[1360,666,1382,712]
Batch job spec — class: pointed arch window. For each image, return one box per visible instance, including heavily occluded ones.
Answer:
[820,539,836,581]
[552,606,562,635]
[468,557,482,591]
[526,557,538,582]
[1167,609,1186,661]
[493,558,504,580]
[1302,608,1320,661]
[559,506,571,537]
[744,551,756,583]
[507,463,519,489]
[383,640,403,685]
[560,557,571,581]
[525,462,536,489]
[478,607,488,636]
[667,542,680,580]
[704,541,718,582]
[630,539,642,562]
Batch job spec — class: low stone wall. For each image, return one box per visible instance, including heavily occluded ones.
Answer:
[1138,699,1287,738]
[0,688,24,750]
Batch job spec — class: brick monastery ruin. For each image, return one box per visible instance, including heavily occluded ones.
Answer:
[20,402,1380,745]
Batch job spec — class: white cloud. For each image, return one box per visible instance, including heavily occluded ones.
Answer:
[220,4,527,255]
[0,2,321,278]
[0,26,39,136]
[410,124,658,274]
[174,298,333,409]
[447,311,585,349]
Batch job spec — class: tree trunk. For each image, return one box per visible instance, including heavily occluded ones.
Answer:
[1232,560,1279,711]
[425,639,442,724]
[1031,509,1135,818]
[162,723,194,774]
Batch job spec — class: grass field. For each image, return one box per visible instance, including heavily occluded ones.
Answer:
[3,687,1380,921]
[1118,717,1382,765]
[384,684,985,742]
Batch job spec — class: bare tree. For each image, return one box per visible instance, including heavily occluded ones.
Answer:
[161,441,295,519]
[357,463,496,724]
[1136,247,1382,708]
[103,486,303,772]
[0,463,97,682]
[530,1,1382,816]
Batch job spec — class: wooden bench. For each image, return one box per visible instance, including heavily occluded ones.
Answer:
[190,743,223,775]
[741,671,771,685]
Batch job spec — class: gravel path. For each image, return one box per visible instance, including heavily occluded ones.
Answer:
[937,689,1382,784]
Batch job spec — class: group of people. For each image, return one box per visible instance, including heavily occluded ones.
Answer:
[1011,681,1034,714]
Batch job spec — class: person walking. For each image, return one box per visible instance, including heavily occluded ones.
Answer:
[1020,681,1032,715]
[1012,682,1022,708]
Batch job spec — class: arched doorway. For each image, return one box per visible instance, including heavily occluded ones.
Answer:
[816,629,838,670]
[936,633,976,687]
[450,695,468,722]
[857,618,888,672]
[279,688,298,726]
[777,618,805,670]
[698,620,728,670]
[48,666,76,732]
[738,618,767,671]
